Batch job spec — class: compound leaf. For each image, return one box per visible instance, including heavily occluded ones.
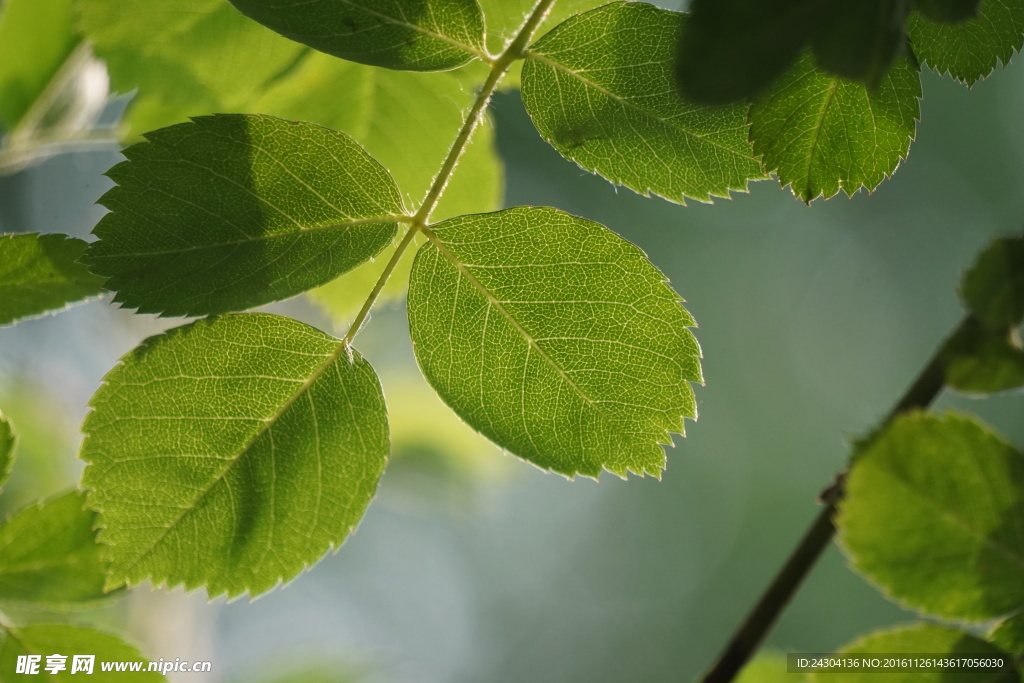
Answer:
[0,624,165,681]
[225,0,486,71]
[0,491,112,607]
[408,207,702,479]
[79,0,303,139]
[0,0,79,132]
[809,623,1018,683]
[0,233,105,326]
[749,52,921,202]
[908,0,1024,85]
[838,412,1024,621]
[0,411,13,494]
[960,235,1024,330]
[522,2,764,204]
[84,114,405,318]
[80,313,389,599]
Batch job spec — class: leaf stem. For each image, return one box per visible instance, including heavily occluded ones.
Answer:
[342,0,557,343]
[700,314,974,683]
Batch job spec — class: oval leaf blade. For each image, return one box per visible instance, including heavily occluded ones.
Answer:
[80,313,389,599]
[908,0,1024,85]
[84,114,406,318]
[0,491,112,607]
[521,2,765,205]
[0,233,105,326]
[749,52,921,202]
[960,235,1024,330]
[225,0,486,71]
[838,412,1024,621]
[408,207,702,479]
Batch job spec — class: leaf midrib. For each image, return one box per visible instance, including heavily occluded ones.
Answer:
[336,0,488,61]
[524,50,756,162]
[109,336,354,582]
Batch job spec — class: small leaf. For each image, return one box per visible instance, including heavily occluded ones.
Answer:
[225,0,485,71]
[80,313,388,599]
[838,412,1024,621]
[84,114,406,318]
[810,0,909,89]
[0,0,79,131]
[0,491,113,607]
[915,0,984,23]
[960,235,1024,330]
[408,207,702,479]
[522,2,765,204]
[749,52,921,202]
[0,233,105,326]
[942,319,1024,394]
[908,0,1024,85]
[810,623,1018,683]
[990,613,1024,657]
[79,0,304,139]
[0,624,165,682]
[675,0,821,104]
[0,411,13,494]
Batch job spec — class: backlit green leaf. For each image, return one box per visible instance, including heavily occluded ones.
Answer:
[915,0,983,24]
[80,313,388,599]
[749,52,921,202]
[838,412,1024,621]
[0,233,105,326]
[79,0,304,139]
[674,0,820,104]
[0,491,112,607]
[960,235,1024,330]
[479,0,608,56]
[249,54,502,324]
[407,207,702,479]
[522,2,764,204]
[0,0,79,131]
[0,411,13,494]
[84,114,405,318]
[226,0,486,71]
[990,613,1024,657]
[908,0,1024,85]
[809,623,1018,683]
[942,319,1024,394]
[0,624,165,682]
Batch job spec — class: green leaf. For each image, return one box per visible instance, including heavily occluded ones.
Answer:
[80,313,388,599]
[84,114,406,318]
[810,0,908,89]
[915,0,984,24]
[838,412,1024,621]
[809,623,1018,683]
[247,54,502,324]
[908,0,1024,85]
[749,52,921,202]
[79,0,304,139]
[0,233,105,326]
[522,2,764,204]
[0,491,112,607]
[225,0,486,71]
[407,207,702,479]
[0,411,13,494]
[0,0,79,131]
[675,0,820,104]
[942,319,1024,394]
[960,235,1024,330]
[990,613,1024,657]
[0,624,165,682]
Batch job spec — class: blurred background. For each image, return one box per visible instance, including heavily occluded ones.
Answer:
[1,1,1023,681]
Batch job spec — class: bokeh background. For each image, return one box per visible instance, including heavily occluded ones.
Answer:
[1,2,1023,680]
